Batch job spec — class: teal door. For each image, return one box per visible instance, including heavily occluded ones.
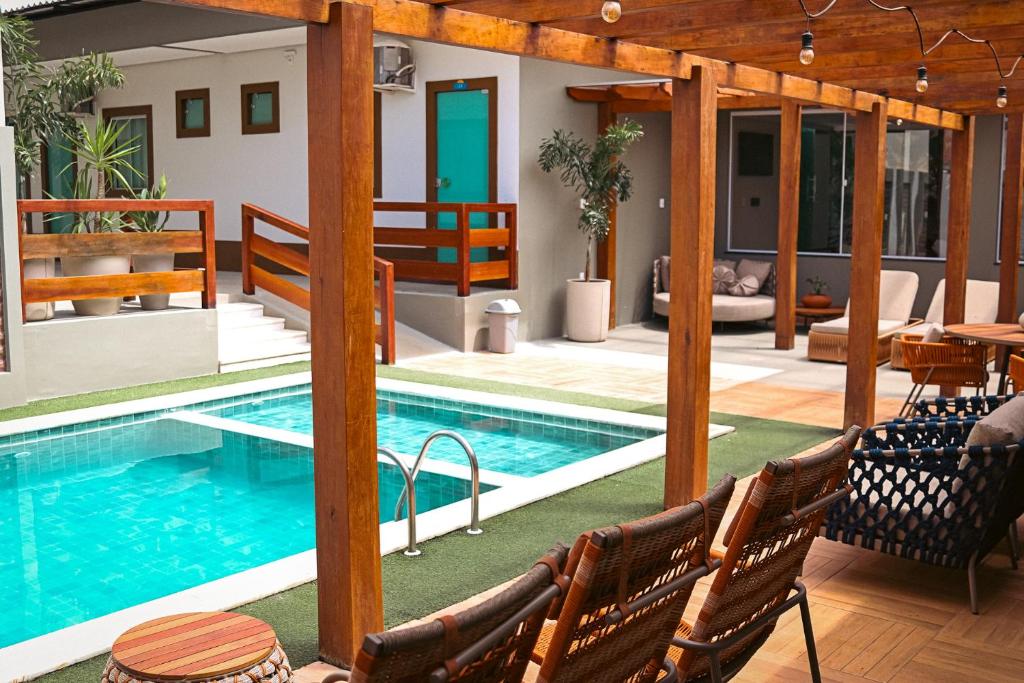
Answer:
[43,134,76,233]
[429,78,496,263]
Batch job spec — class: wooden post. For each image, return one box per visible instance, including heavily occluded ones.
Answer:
[596,102,617,328]
[506,205,519,290]
[844,102,888,431]
[943,116,976,326]
[999,113,1024,326]
[664,66,716,508]
[457,203,471,296]
[306,2,383,667]
[241,205,255,296]
[775,100,802,350]
[199,201,217,309]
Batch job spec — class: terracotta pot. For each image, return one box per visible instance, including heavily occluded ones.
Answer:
[132,252,176,310]
[566,278,610,342]
[61,254,131,316]
[801,293,832,309]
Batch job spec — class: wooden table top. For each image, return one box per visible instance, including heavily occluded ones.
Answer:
[110,612,278,681]
[944,323,1024,346]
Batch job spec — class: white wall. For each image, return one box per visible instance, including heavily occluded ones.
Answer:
[91,37,519,240]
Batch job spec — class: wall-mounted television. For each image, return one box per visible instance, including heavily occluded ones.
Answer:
[737,131,774,176]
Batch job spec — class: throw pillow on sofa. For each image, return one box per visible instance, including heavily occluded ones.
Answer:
[713,265,737,294]
[965,396,1024,447]
[727,274,760,297]
[736,259,773,293]
[659,255,672,293]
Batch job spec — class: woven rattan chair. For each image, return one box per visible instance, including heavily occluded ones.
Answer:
[533,475,736,683]
[668,427,861,683]
[323,545,569,683]
[1010,354,1024,393]
[821,419,1024,614]
[898,334,990,418]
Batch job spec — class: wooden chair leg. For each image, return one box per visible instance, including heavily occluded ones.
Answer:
[1009,522,1020,570]
[968,553,980,615]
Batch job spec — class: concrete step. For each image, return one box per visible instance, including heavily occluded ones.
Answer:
[220,352,312,374]
[218,327,308,350]
[215,302,266,324]
[219,336,312,365]
[218,315,287,334]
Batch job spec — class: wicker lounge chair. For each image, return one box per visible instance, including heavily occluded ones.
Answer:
[821,419,1024,613]
[669,427,861,683]
[533,475,736,683]
[898,334,990,418]
[890,279,1000,370]
[806,270,920,364]
[322,545,569,682]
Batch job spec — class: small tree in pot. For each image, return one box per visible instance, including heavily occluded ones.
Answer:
[538,120,643,342]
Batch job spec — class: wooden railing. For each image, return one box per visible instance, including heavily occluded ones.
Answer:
[373,202,517,296]
[16,199,216,322]
[241,203,396,364]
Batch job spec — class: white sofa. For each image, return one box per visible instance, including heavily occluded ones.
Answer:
[652,257,776,323]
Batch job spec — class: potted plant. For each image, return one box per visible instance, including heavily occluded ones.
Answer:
[539,120,643,342]
[802,276,832,309]
[127,174,173,310]
[57,120,140,316]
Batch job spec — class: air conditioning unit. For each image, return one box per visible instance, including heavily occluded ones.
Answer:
[374,37,416,93]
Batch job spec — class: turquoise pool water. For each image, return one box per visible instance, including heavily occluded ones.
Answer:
[0,384,660,650]
[208,387,657,477]
[0,418,487,649]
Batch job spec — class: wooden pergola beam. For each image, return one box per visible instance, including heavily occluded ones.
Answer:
[844,101,888,431]
[999,113,1024,326]
[775,100,801,351]
[306,1,383,667]
[162,0,329,22]
[664,65,717,507]
[364,0,963,129]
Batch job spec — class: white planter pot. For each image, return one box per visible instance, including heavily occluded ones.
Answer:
[61,254,131,317]
[23,258,56,321]
[132,252,176,310]
[566,278,610,342]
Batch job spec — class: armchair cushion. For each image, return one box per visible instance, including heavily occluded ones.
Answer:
[966,396,1024,447]
[809,316,907,336]
[922,323,945,343]
[659,255,672,293]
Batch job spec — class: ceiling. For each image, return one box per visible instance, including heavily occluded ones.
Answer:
[431,0,1024,114]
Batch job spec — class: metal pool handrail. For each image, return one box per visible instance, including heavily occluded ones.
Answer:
[378,447,421,557]
[394,430,482,536]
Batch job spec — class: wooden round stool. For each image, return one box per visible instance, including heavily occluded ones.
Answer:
[102,612,293,683]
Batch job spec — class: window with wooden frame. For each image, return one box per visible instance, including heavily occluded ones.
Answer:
[241,82,280,135]
[176,88,210,138]
[102,105,154,196]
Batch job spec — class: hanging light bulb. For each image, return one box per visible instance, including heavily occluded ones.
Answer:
[998,85,1009,109]
[601,1,622,23]
[915,66,929,93]
[799,31,815,66]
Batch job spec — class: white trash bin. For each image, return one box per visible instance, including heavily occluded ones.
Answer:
[485,299,521,353]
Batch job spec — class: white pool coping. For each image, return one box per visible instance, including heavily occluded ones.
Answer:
[0,373,733,682]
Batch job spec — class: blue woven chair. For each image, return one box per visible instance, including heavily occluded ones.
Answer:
[911,394,1017,421]
[821,418,1024,613]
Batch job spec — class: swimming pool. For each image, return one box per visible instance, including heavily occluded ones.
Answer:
[0,375,675,673]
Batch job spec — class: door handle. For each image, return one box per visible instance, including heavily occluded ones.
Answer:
[435,177,451,189]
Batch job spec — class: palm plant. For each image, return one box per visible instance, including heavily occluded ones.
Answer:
[127,174,171,232]
[58,120,141,233]
[1,16,124,178]
[538,120,643,281]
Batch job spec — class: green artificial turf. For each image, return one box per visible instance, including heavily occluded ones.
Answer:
[23,362,837,681]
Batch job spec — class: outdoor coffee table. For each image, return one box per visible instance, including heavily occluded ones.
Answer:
[102,612,292,683]
[945,322,1024,394]
[795,306,845,329]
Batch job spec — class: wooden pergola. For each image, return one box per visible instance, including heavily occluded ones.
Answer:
[168,0,1022,667]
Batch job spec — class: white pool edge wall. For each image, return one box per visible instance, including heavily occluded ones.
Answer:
[0,373,733,682]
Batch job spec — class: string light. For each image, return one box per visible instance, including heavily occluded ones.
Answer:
[915,66,928,93]
[799,31,815,65]
[797,1,1024,106]
[601,1,622,23]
